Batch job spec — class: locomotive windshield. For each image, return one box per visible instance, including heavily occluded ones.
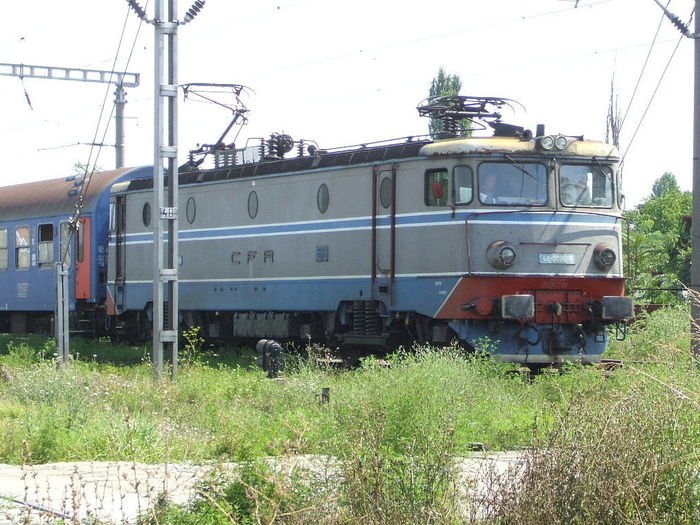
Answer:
[478,161,547,206]
[560,164,613,207]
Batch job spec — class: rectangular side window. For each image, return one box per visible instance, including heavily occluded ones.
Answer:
[15,226,30,269]
[38,223,54,268]
[0,228,7,271]
[425,168,449,206]
[453,165,473,204]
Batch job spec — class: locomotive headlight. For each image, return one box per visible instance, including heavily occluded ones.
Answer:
[554,135,569,150]
[500,246,516,266]
[487,240,517,269]
[594,242,616,270]
[539,135,555,150]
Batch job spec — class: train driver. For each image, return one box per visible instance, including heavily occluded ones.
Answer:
[479,173,499,204]
[561,172,591,205]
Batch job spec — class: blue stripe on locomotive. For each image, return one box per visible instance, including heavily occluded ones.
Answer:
[116,210,620,244]
[113,274,460,320]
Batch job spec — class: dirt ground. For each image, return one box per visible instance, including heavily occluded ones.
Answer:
[0,452,523,524]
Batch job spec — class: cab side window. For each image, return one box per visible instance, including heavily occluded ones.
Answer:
[453,165,473,204]
[425,168,449,206]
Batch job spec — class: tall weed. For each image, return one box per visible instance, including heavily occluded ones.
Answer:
[474,387,700,524]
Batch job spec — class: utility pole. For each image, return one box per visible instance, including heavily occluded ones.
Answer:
[153,0,180,380]
[652,0,700,357]
[0,62,140,168]
[693,0,700,359]
[126,0,206,380]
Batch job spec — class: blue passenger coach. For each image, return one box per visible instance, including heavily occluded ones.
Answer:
[0,167,150,332]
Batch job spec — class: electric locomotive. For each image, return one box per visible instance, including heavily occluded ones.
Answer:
[107,96,634,365]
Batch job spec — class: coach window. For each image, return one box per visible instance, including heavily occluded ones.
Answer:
[425,168,449,206]
[60,222,71,266]
[15,226,30,269]
[453,165,473,204]
[0,228,7,271]
[38,224,54,269]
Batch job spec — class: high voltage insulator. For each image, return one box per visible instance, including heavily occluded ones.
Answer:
[182,0,206,24]
[125,0,149,21]
[668,13,690,37]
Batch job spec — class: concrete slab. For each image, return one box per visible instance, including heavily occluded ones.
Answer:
[0,452,525,524]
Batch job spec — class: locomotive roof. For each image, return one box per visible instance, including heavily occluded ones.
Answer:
[419,136,620,158]
[0,167,134,222]
[117,135,620,193]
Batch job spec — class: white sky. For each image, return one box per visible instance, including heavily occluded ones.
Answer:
[0,0,695,207]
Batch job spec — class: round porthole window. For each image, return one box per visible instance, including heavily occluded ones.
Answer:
[186,197,196,224]
[248,191,259,219]
[142,202,151,227]
[317,183,329,214]
[379,176,392,209]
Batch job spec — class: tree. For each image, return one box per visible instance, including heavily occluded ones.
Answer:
[624,172,691,303]
[428,68,471,138]
[651,171,679,198]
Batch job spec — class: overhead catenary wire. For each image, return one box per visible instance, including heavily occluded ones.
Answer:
[63,1,149,264]
[618,0,670,135]
[621,6,695,167]
[271,0,616,72]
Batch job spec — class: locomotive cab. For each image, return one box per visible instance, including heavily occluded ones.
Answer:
[419,127,633,364]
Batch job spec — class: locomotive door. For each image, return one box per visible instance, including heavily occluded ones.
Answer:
[371,164,397,303]
[75,217,91,299]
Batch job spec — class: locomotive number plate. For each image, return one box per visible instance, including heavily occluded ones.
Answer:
[539,253,576,265]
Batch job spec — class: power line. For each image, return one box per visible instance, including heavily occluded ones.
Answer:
[619,1,669,135]
[269,0,618,72]
[65,2,149,264]
[621,8,694,166]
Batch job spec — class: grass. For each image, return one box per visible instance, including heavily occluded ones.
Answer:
[0,305,699,522]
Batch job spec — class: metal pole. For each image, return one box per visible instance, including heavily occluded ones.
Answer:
[152,0,179,379]
[692,0,700,359]
[115,84,126,168]
[54,262,69,365]
[152,0,165,378]
[167,0,179,380]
